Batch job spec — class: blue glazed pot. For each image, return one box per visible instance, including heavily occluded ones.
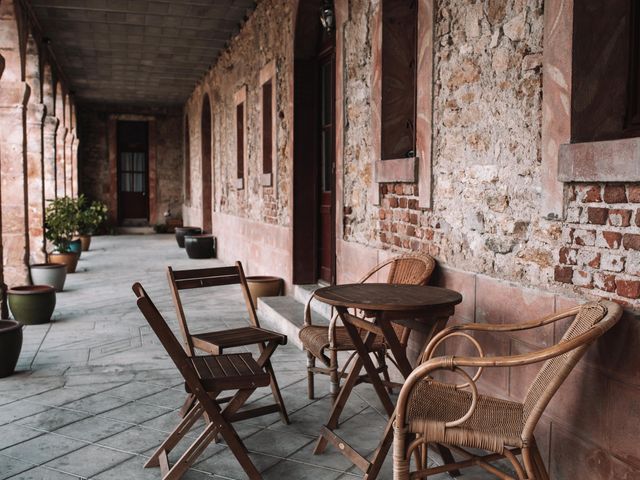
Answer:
[68,239,82,258]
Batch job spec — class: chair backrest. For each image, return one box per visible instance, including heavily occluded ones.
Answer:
[359,253,435,286]
[167,261,259,356]
[132,282,220,413]
[522,301,621,439]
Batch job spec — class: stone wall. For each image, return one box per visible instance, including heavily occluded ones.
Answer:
[78,106,183,227]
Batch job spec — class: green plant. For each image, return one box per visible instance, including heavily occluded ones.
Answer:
[45,197,79,252]
[76,195,108,235]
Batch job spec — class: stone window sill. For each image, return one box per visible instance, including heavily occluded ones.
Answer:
[375,157,417,183]
[558,137,640,182]
[261,173,272,187]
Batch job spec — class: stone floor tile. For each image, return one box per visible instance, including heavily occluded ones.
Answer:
[97,401,170,425]
[17,408,89,432]
[0,455,35,479]
[5,467,81,480]
[52,415,132,443]
[194,448,280,478]
[97,425,169,455]
[44,444,133,477]
[23,387,94,407]
[61,392,129,415]
[0,424,44,450]
[0,433,87,465]
[0,402,50,427]
[243,427,314,458]
[262,459,345,479]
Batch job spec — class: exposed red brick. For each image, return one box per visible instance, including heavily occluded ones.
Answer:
[628,185,640,203]
[623,233,640,251]
[559,246,577,265]
[378,209,386,220]
[636,209,640,227]
[394,184,404,195]
[608,208,632,227]
[409,213,418,224]
[582,185,602,203]
[408,199,419,210]
[587,207,608,225]
[603,184,627,203]
[425,229,434,240]
[389,197,398,208]
[406,225,415,237]
[601,231,622,249]
[616,279,640,299]
[393,235,401,246]
[574,229,595,246]
[380,184,388,195]
[554,266,574,284]
[399,197,408,208]
[594,272,616,293]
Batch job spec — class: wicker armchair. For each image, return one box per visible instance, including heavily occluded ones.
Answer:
[392,300,622,480]
[299,253,436,402]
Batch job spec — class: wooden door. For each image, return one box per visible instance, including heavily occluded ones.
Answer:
[118,121,149,223]
[318,47,336,284]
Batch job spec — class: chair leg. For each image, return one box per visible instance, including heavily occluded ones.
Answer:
[530,440,550,480]
[378,350,393,395]
[264,359,290,425]
[307,351,316,400]
[178,393,196,418]
[329,348,340,404]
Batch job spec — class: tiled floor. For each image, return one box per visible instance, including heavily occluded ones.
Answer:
[0,235,499,479]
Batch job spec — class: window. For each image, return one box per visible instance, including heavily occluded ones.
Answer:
[381,0,417,160]
[260,60,276,187]
[234,86,247,190]
[184,116,191,203]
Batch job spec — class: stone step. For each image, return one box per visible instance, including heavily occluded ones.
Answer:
[293,283,334,320]
[257,294,330,351]
[116,226,155,235]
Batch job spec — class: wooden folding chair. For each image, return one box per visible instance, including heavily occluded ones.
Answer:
[167,262,289,424]
[133,283,269,480]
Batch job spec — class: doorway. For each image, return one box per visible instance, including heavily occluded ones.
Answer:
[117,121,149,224]
[293,0,336,284]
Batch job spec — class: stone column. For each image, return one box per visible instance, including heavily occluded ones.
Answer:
[26,102,46,263]
[56,126,67,198]
[43,114,58,203]
[65,129,73,197]
[0,81,31,286]
[71,134,79,197]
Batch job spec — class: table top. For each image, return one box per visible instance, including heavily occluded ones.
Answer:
[314,283,462,311]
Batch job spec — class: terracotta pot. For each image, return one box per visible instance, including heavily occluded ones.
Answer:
[175,227,202,248]
[8,285,56,325]
[184,234,216,259]
[48,251,80,273]
[0,320,22,378]
[30,263,67,292]
[246,276,283,307]
[79,235,92,251]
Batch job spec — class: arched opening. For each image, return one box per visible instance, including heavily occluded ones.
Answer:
[293,0,336,284]
[201,94,212,233]
[184,115,191,204]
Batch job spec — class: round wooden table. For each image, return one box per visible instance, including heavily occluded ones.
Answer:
[312,283,462,479]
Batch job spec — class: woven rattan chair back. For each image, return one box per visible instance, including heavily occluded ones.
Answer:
[522,302,609,438]
[385,253,436,285]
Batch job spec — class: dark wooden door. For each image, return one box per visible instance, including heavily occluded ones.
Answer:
[118,121,149,223]
[318,46,336,284]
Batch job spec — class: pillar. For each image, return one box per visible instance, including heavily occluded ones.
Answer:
[26,102,46,263]
[56,126,66,197]
[43,114,58,203]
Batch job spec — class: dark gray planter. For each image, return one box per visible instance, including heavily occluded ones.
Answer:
[8,285,56,325]
[175,227,202,248]
[0,320,22,378]
[184,234,216,259]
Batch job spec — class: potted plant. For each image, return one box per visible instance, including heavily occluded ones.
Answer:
[76,195,108,251]
[7,285,56,325]
[30,263,67,292]
[45,197,80,273]
[245,276,283,307]
[0,319,22,377]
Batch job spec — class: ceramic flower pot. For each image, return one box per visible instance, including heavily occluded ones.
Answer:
[184,234,216,259]
[79,235,92,251]
[8,285,56,325]
[48,251,80,273]
[0,320,22,378]
[30,263,67,292]
[68,239,82,258]
[245,276,283,307]
[175,227,202,248]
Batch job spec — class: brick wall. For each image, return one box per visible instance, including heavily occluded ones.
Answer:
[556,184,640,305]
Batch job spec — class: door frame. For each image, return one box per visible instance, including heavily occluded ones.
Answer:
[107,114,158,226]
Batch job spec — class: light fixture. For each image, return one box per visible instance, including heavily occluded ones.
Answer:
[320,0,335,34]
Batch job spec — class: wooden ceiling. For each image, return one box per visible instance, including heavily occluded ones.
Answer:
[27,0,257,106]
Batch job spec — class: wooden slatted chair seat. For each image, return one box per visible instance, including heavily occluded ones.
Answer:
[190,353,271,392]
[191,327,286,354]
